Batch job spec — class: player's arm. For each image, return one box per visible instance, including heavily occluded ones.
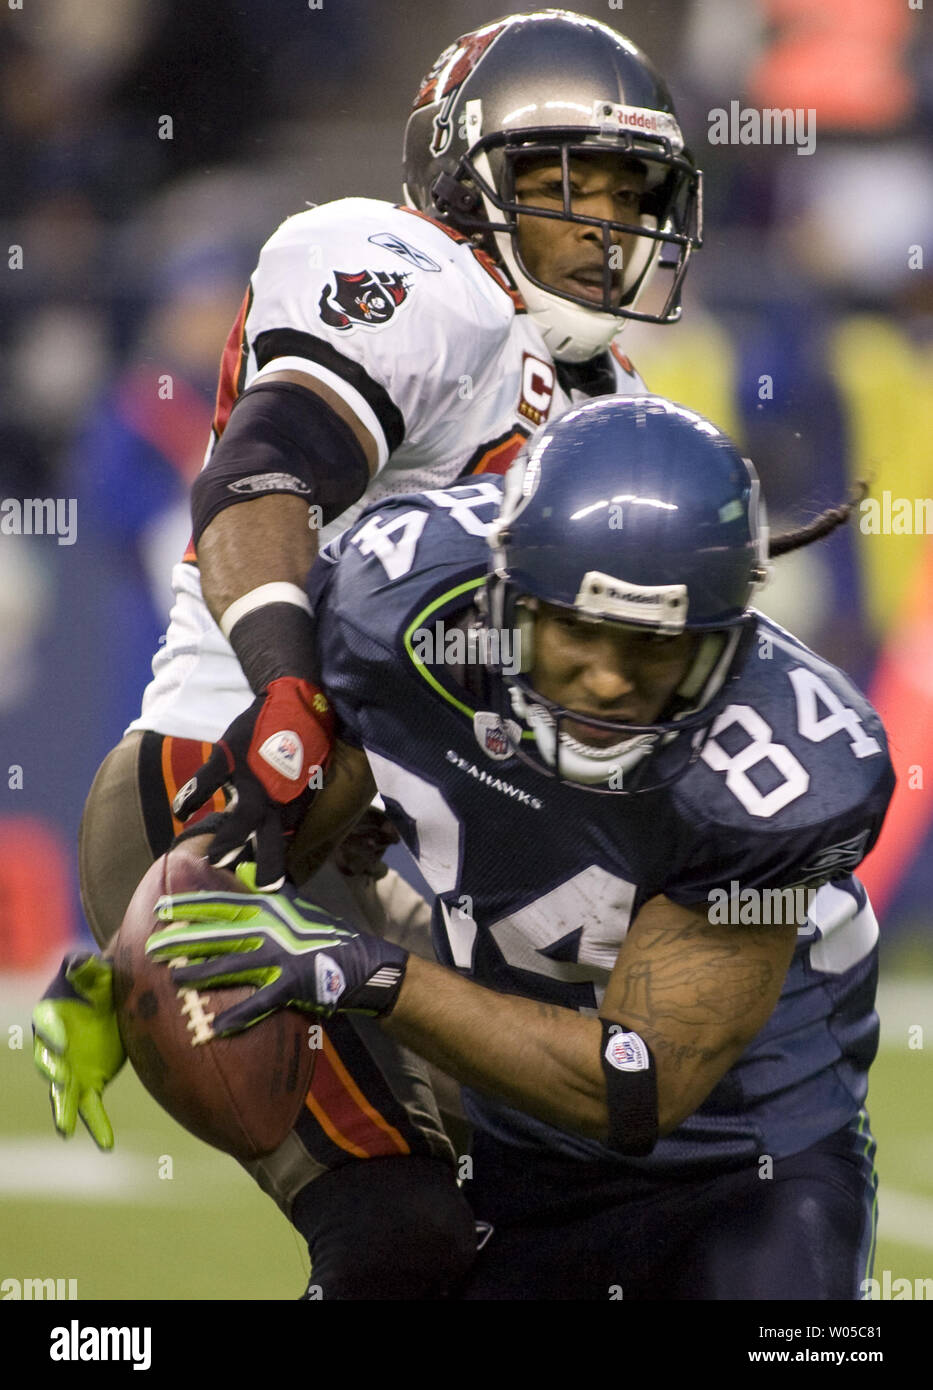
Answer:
[174,369,380,889]
[195,369,379,615]
[148,876,797,1152]
[383,895,797,1145]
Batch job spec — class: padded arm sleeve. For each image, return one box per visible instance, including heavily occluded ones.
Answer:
[191,381,370,543]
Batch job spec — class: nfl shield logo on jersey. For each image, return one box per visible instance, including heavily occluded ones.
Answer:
[319,269,412,331]
[473,711,521,761]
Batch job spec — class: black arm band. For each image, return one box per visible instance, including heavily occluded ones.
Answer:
[191,381,370,543]
[599,1019,659,1156]
[227,602,318,692]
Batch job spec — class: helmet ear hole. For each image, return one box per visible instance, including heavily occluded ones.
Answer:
[431,171,483,219]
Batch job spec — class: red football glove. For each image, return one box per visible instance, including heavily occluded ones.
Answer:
[172,677,335,890]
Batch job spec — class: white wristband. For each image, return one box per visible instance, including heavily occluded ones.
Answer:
[219,583,313,641]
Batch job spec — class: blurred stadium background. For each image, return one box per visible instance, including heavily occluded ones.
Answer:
[1,0,930,1299]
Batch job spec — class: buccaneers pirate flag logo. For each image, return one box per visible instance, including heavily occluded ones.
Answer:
[319,269,412,330]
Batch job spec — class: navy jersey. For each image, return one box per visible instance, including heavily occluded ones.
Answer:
[309,482,895,1175]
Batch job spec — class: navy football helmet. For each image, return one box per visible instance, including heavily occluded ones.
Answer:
[403,11,702,362]
[484,395,769,791]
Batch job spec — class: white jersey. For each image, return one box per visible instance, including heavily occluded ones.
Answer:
[130,197,648,740]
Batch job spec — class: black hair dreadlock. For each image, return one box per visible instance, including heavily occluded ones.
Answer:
[770,480,869,558]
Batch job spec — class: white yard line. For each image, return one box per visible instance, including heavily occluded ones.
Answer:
[876,980,933,1050]
[876,1187,933,1251]
[0,1139,238,1204]
[1,1131,931,1261]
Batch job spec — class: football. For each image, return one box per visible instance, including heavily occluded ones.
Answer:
[111,846,316,1162]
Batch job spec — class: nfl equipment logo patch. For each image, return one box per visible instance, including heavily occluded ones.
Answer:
[259,731,304,781]
[473,711,520,761]
[315,954,346,1008]
[604,1029,650,1072]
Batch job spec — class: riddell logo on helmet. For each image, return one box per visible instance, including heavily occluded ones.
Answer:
[596,103,684,153]
[575,573,688,632]
[615,108,664,133]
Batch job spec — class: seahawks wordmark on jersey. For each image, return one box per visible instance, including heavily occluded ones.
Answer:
[309,481,895,1174]
[130,198,644,742]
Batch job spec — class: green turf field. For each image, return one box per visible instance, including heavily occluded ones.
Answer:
[1,971,930,1301]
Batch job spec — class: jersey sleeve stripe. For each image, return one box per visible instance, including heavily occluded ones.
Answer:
[610,342,637,378]
[212,285,253,438]
[397,205,469,244]
[252,327,405,458]
[251,354,390,473]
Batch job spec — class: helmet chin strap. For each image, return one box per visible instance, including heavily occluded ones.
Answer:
[500,259,623,364]
[508,686,659,784]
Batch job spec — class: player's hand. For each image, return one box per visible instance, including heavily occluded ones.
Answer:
[32,952,126,1150]
[145,863,408,1036]
[171,677,336,892]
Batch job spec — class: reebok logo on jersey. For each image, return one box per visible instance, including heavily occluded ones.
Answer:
[797,831,870,886]
[604,1028,650,1072]
[259,731,304,781]
[368,232,440,272]
[445,749,543,809]
[319,269,412,331]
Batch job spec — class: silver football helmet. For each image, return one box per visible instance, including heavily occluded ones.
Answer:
[402,10,702,363]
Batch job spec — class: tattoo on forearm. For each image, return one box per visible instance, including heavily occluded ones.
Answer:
[612,919,777,1028]
[615,957,774,1026]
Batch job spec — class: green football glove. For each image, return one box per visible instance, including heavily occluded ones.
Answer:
[33,952,126,1150]
[145,863,408,1036]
